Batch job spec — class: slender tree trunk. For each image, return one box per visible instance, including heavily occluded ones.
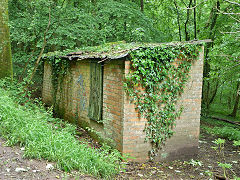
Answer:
[193,0,197,39]
[204,0,220,75]
[0,0,13,79]
[230,81,240,117]
[209,80,219,105]
[202,1,220,110]
[140,0,144,12]
[27,7,51,86]
[184,0,193,41]
[174,0,182,41]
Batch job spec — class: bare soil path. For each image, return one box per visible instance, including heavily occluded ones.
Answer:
[0,131,239,180]
[117,131,240,179]
[0,138,94,180]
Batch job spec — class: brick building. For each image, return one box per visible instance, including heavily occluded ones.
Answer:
[42,41,206,162]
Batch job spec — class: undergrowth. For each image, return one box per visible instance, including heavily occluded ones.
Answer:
[209,104,240,122]
[202,126,240,141]
[201,117,240,141]
[0,81,123,178]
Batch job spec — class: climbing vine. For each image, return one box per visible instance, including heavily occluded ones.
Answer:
[124,44,200,157]
[48,57,70,90]
[46,56,70,114]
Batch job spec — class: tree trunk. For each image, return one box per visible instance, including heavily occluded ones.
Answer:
[0,0,13,79]
[230,81,240,117]
[140,0,144,12]
[174,0,182,41]
[184,0,193,41]
[209,80,219,105]
[27,7,51,86]
[193,0,197,39]
[203,0,220,76]
[202,1,220,109]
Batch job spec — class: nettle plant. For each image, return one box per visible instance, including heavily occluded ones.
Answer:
[124,44,200,157]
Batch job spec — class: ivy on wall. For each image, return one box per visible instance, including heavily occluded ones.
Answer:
[47,57,70,115]
[124,44,200,157]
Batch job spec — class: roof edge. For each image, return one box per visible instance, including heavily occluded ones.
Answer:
[44,39,212,62]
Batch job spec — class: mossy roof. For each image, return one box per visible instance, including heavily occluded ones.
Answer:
[44,40,211,62]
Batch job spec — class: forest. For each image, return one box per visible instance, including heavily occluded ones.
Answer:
[0,0,239,179]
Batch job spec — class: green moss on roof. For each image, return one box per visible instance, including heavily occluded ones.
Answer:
[44,41,145,58]
[76,41,144,52]
[43,40,210,60]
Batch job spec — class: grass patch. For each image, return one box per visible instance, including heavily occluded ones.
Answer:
[0,87,123,178]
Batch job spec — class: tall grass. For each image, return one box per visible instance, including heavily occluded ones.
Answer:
[0,87,122,178]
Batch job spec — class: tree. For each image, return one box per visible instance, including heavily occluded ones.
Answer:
[230,81,240,117]
[142,0,239,115]
[140,0,144,12]
[8,0,159,80]
[0,0,13,79]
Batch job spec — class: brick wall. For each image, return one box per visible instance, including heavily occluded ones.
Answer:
[122,60,151,161]
[102,60,124,150]
[122,46,204,162]
[42,59,124,150]
[42,62,53,105]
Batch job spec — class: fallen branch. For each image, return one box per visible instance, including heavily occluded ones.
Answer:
[216,8,240,23]
[220,31,240,34]
[224,0,240,6]
[211,116,240,126]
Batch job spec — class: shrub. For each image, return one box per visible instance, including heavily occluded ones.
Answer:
[202,125,240,141]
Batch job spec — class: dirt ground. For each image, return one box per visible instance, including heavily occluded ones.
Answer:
[0,138,96,180]
[116,132,240,180]
[0,131,239,180]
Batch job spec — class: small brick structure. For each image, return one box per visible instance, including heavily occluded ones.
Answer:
[42,41,206,162]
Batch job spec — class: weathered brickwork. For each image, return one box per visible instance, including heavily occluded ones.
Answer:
[42,63,53,105]
[43,60,124,150]
[122,46,204,161]
[102,60,124,150]
[42,46,204,162]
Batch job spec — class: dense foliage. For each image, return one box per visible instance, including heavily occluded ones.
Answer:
[8,0,159,79]
[142,0,240,117]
